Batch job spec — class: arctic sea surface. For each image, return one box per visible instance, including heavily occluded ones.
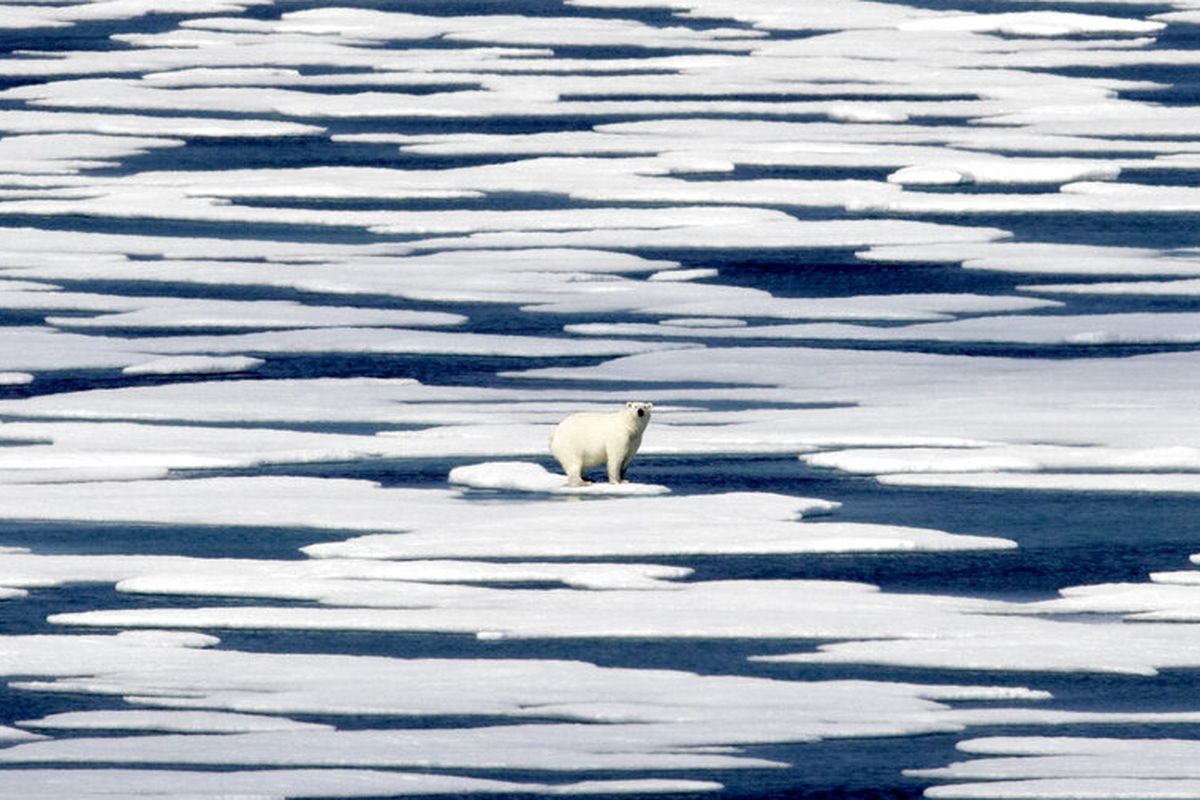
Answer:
[5,1,1200,798]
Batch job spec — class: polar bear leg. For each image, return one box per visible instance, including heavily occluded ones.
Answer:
[562,460,589,487]
[619,454,632,482]
[606,451,624,484]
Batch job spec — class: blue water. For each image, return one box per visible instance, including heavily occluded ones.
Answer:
[3,0,1200,797]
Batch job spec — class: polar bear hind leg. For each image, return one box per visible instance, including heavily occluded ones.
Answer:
[560,457,589,486]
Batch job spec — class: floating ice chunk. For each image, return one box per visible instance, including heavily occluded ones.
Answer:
[825,102,907,123]
[900,11,1165,37]
[0,477,456,532]
[0,372,32,385]
[448,461,670,496]
[915,737,1200,799]
[0,723,778,772]
[0,768,720,798]
[122,355,264,376]
[42,579,1018,642]
[0,466,170,484]
[808,445,1200,476]
[1022,278,1200,297]
[888,166,967,185]
[805,448,1039,475]
[888,159,1118,186]
[0,327,152,371]
[139,327,689,359]
[572,311,1200,345]
[665,317,746,327]
[302,495,1015,561]
[880,472,1200,493]
[405,218,1009,253]
[0,726,42,743]
[0,109,324,138]
[647,268,718,282]
[861,242,1200,277]
[0,550,692,595]
[1016,582,1200,622]
[20,710,331,734]
[532,289,1054,322]
[0,133,184,175]
[763,602,1200,675]
[52,300,466,331]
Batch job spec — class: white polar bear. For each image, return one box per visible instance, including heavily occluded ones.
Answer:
[549,402,653,486]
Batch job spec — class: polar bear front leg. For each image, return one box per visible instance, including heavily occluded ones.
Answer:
[606,450,625,484]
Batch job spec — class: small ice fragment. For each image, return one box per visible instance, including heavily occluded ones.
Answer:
[122,355,264,376]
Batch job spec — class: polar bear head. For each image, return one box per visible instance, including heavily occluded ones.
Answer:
[625,401,653,425]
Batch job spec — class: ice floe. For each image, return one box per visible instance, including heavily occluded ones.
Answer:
[122,355,264,377]
[449,461,670,495]
[915,737,1200,799]
[0,769,720,798]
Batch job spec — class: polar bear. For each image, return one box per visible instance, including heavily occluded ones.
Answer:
[549,402,653,486]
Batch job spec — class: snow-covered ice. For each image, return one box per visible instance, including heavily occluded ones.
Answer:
[448,461,670,495]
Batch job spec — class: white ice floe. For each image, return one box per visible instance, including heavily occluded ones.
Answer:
[136,326,690,358]
[1022,278,1200,297]
[48,578,1029,641]
[0,327,153,372]
[0,109,324,138]
[122,355,264,376]
[448,461,670,495]
[915,737,1200,799]
[805,444,1200,476]
[647,268,719,282]
[0,727,42,743]
[0,419,428,476]
[570,311,1200,346]
[512,346,1200,465]
[0,372,32,385]
[536,289,1055,322]
[0,768,720,798]
[0,475,1011,558]
[0,0,272,30]
[0,629,1086,789]
[887,159,1118,186]
[879,472,1200,493]
[52,299,466,331]
[0,550,693,595]
[20,710,331,733]
[860,242,1200,277]
[757,601,1200,675]
[900,11,1164,37]
[0,133,183,176]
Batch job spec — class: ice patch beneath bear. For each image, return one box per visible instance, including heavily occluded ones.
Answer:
[449,461,669,495]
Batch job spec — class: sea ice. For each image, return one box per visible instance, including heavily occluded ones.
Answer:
[915,737,1200,799]
[122,355,264,376]
[0,768,721,798]
[448,461,670,495]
